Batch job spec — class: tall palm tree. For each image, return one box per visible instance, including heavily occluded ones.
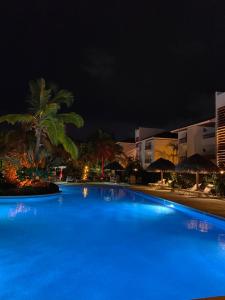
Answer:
[0,78,84,163]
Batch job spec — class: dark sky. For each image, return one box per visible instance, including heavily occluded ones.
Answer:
[0,0,225,139]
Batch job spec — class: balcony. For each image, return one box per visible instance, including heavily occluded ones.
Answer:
[179,137,187,144]
[145,158,151,164]
[145,144,151,150]
[203,132,215,139]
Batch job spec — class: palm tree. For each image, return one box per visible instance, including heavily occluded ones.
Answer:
[87,130,123,178]
[0,78,84,164]
[168,142,178,164]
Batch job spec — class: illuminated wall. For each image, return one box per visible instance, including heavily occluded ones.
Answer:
[136,137,178,169]
[152,139,178,165]
[216,92,225,168]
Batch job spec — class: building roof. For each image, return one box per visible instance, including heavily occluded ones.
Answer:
[136,131,177,142]
[153,131,178,139]
[172,118,215,133]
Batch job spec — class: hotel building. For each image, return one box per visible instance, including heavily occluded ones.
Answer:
[133,92,225,169]
[135,127,178,169]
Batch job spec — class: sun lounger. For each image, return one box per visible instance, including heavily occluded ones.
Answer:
[66,176,75,183]
[175,183,215,198]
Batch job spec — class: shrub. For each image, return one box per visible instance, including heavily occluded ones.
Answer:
[63,165,82,181]
[169,173,196,189]
[124,160,143,177]
[215,177,225,197]
[17,167,48,182]
[0,182,59,196]
[0,170,17,190]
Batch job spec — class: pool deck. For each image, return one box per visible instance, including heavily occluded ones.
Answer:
[130,185,225,219]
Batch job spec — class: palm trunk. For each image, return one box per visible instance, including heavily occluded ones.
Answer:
[196,171,200,190]
[161,170,164,184]
[34,129,41,164]
[101,156,105,178]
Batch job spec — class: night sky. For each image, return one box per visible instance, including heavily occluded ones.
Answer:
[0,1,225,140]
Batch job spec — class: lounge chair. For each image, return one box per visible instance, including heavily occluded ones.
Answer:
[66,176,74,183]
[175,184,201,196]
[203,184,214,195]
[176,183,215,198]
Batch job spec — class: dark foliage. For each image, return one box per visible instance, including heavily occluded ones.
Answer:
[0,182,59,196]
[124,160,143,177]
[0,170,17,190]
[170,173,196,189]
[17,167,48,181]
[215,175,225,197]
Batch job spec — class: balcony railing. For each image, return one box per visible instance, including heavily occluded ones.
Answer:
[179,137,187,144]
[203,132,215,139]
[145,144,151,150]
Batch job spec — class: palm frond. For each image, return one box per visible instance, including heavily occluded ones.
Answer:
[39,78,52,110]
[41,103,60,118]
[40,117,60,145]
[28,78,52,112]
[57,112,84,128]
[52,89,74,107]
[58,134,78,160]
[0,114,33,125]
[28,79,41,112]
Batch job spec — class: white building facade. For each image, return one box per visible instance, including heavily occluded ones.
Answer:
[172,119,216,163]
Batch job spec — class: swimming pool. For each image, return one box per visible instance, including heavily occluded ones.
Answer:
[0,185,225,300]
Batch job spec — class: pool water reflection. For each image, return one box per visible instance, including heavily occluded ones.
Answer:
[0,185,224,300]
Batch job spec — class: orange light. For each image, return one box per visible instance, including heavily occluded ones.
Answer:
[82,165,89,180]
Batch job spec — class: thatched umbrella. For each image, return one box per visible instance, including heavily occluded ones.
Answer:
[147,158,175,184]
[104,161,124,171]
[176,154,219,190]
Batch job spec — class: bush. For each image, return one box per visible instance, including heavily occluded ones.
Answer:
[138,171,160,185]
[124,160,143,177]
[17,167,48,181]
[0,182,60,196]
[19,182,59,195]
[63,165,82,181]
[0,170,17,190]
[215,177,225,197]
[169,173,196,189]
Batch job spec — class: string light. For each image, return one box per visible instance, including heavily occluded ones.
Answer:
[82,165,89,181]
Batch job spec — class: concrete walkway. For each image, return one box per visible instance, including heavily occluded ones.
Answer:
[130,185,225,219]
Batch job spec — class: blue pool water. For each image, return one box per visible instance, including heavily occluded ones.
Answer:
[0,185,225,300]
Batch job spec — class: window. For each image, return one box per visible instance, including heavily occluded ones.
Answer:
[145,141,151,150]
[179,137,187,144]
[145,150,151,164]
[203,132,215,139]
